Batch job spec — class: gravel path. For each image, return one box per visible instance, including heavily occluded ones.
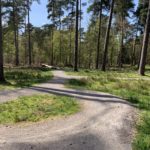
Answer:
[0,70,136,150]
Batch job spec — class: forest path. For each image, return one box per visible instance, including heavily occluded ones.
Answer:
[0,70,136,150]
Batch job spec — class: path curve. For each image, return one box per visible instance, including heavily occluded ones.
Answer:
[0,70,136,150]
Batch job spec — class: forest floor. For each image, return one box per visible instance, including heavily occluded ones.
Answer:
[0,70,136,150]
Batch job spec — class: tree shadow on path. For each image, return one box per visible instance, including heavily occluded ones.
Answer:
[30,86,136,107]
[3,132,111,150]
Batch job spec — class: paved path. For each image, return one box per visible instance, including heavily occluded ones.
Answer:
[0,71,136,150]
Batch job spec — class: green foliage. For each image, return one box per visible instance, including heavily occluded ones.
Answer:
[0,94,80,124]
[136,0,149,26]
[67,69,150,150]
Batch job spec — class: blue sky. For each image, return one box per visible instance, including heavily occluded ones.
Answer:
[30,0,139,28]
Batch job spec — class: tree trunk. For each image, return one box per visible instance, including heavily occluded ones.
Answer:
[110,46,114,66]
[96,1,102,69]
[59,15,62,64]
[137,36,143,69]
[69,24,72,66]
[16,28,19,65]
[0,0,5,82]
[27,0,32,66]
[51,29,54,66]
[101,0,115,71]
[14,27,19,66]
[24,17,28,65]
[131,36,136,66]
[74,0,79,71]
[118,16,124,68]
[70,3,74,66]
[138,0,150,75]
[79,0,82,67]
[13,0,19,66]
[131,24,138,66]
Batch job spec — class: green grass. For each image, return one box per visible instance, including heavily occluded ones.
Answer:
[66,69,150,150]
[0,68,53,90]
[0,95,80,124]
[66,68,150,79]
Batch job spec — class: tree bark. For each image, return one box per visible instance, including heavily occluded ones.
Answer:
[79,0,82,67]
[27,0,32,66]
[138,0,150,75]
[96,1,102,69]
[24,17,28,65]
[101,0,115,71]
[59,15,62,64]
[13,0,19,66]
[69,24,72,66]
[51,29,54,66]
[118,16,124,68]
[131,36,136,66]
[131,24,138,66]
[0,0,5,82]
[137,35,143,69]
[74,0,79,71]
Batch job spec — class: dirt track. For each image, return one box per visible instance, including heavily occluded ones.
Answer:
[0,70,136,150]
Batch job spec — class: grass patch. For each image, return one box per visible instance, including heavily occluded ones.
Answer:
[69,78,88,86]
[133,112,150,150]
[0,68,53,90]
[66,69,150,150]
[0,95,80,124]
[66,68,150,79]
